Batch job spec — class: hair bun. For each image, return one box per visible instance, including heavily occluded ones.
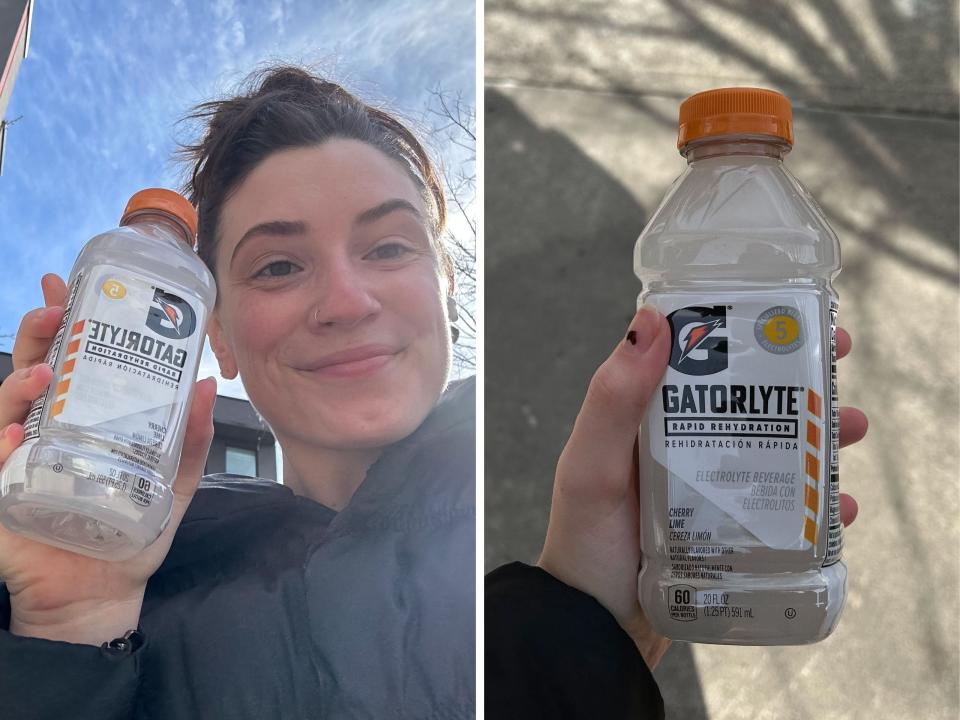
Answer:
[256,66,345,105]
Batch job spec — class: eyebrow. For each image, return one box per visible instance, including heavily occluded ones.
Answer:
[230,220,307,268]
[355,198,422,225]
[229,199,423,268]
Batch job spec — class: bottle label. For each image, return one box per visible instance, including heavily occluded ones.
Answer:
[25,265,206,476]
[643,293,837,555]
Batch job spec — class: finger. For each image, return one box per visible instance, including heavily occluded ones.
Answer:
[836,327,851,360]
[11,306,65,371]
[557,306,670,501]
[839,493,858,526]
[0,423,25,465]
[839,407,868,448]
[170,377,217,504]
[0,364,54,429]
[149,378,217,555]
[40,274,68,309]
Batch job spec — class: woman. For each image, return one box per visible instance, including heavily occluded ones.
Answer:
[0,66,475,719]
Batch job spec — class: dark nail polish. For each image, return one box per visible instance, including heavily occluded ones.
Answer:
[626,330,637,345]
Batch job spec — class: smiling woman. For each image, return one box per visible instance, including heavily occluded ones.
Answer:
[0,65,475,719]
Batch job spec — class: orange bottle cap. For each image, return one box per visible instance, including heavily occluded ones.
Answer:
[677,87,793,151]
[120,188,198,238]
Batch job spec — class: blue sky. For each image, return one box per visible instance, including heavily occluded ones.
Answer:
[0,0,475,398]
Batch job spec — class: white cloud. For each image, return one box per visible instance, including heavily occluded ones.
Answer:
[212,0,236,21]
[231,19,246,50]
[269,0,285,36]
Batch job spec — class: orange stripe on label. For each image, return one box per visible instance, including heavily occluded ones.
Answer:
[805,452,820,481]
[67,339,80,355]
[71,320,85,336]
[63,359,76,374]
[804,518,817,545]
[805,483,819,512]
[807,389,822,418]
[806,420,820,449]
[56,380,70,396]
[51,399,65,417]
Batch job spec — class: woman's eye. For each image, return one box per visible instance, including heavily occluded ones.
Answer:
[367,243,412,261]
[254,260,299,278]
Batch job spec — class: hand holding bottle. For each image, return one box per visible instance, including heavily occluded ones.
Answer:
[538,307,866,669]
[0,274,216,646]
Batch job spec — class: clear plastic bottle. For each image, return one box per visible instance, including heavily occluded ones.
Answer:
[635,88,845,644]
[0,189,215,561]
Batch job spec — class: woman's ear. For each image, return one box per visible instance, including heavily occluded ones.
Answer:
[445,261,456,298]
[207,312,239,380]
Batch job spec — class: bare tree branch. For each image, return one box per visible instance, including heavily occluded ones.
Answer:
[425,87,477,374]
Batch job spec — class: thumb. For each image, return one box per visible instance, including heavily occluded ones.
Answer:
[170,377,217,508]
[556,306,670,503]
[144,377,216,555]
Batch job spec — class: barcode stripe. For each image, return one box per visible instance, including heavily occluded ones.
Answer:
[824,299,843,566]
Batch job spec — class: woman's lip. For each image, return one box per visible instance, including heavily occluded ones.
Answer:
[297,345,400,378]
[303,353,396,378]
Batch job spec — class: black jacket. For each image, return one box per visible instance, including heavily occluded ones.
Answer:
[485,563,664,719]
[0,378,476,720]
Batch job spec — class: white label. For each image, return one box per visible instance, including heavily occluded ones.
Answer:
[37,265,206,474]
[645,293,830,551]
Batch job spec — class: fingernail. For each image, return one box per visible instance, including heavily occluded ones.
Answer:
[625,306,660,352]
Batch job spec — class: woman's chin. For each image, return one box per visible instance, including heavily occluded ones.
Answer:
[277,404,428,451]
[252,360,445,451]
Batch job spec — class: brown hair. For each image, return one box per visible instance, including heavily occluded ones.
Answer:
[178,65,450,283]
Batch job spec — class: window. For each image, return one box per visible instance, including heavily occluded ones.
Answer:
[225,446,258,478]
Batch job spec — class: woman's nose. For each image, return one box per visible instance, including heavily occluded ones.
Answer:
[311,260,381,328]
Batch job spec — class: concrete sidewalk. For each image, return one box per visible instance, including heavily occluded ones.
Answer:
[484,2,959,719]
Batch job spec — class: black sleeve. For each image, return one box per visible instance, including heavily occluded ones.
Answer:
[485,562,664,720]
[0,584,142,720]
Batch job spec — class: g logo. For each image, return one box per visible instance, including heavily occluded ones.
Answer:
[667,306,728,376]
[146,289,197,340]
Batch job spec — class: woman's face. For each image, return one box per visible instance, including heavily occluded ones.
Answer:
[208,139,451,451]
